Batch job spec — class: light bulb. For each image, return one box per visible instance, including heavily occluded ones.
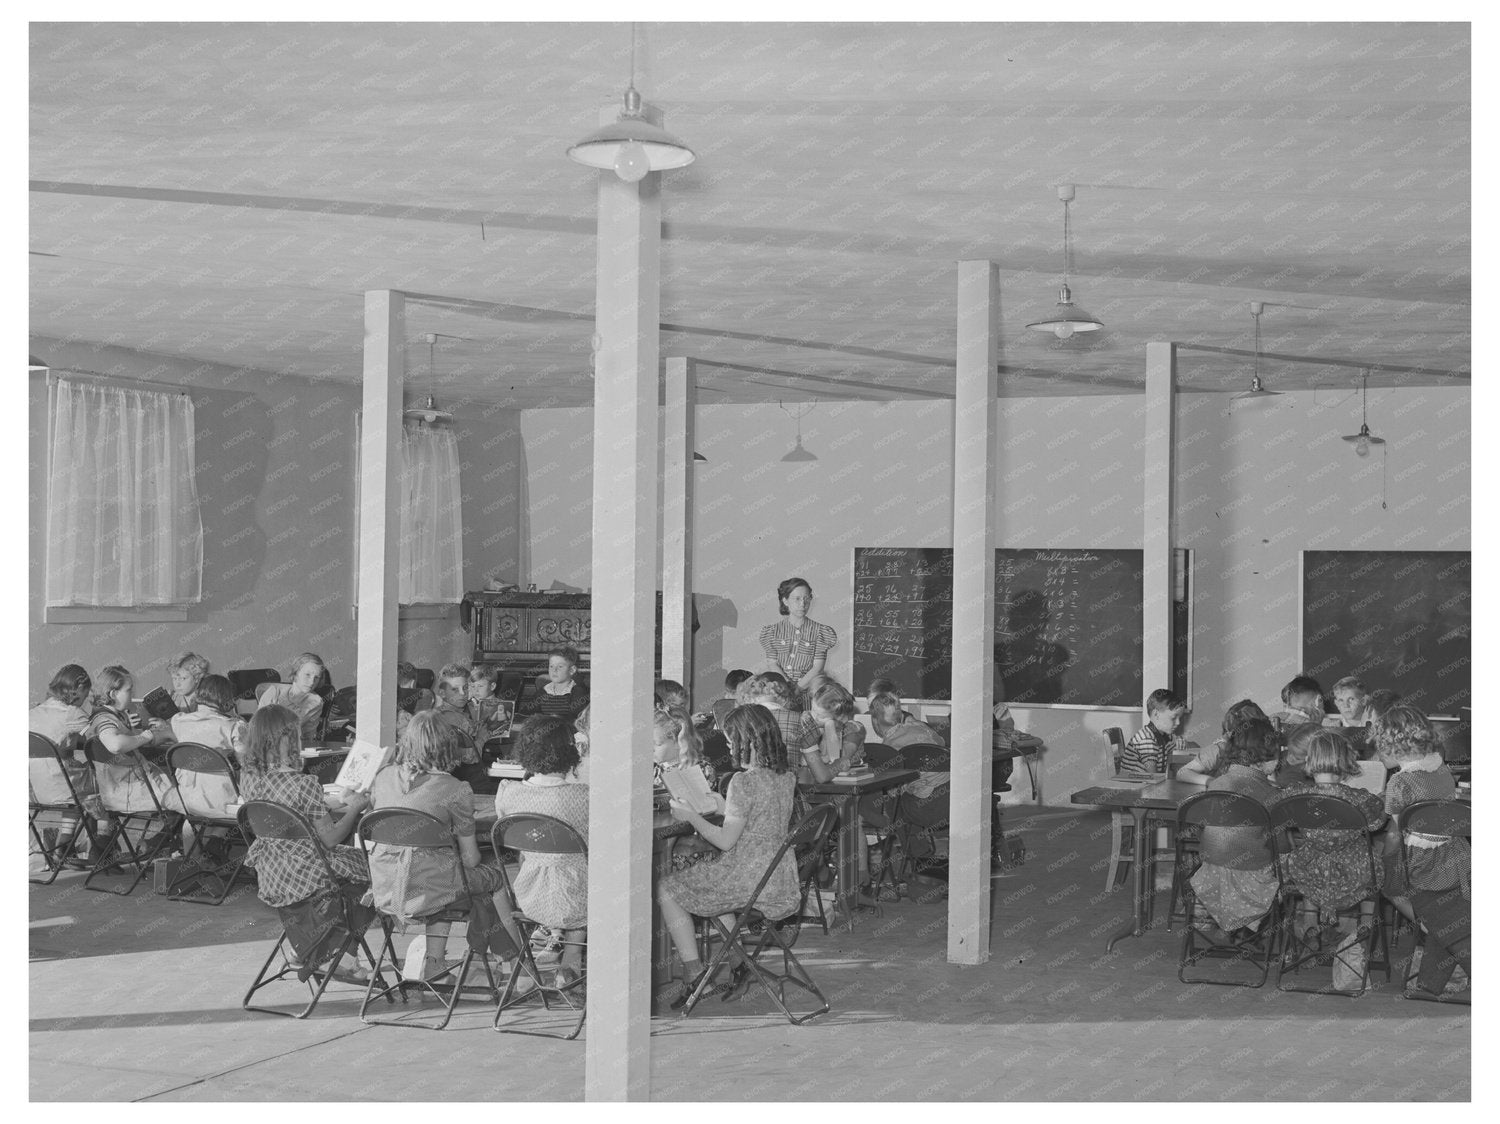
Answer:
[1054,322,1075,340]
[614,141,650,183]
[1355,436,1370,457]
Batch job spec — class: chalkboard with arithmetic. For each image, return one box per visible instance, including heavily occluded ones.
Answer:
[852,547,1149,704]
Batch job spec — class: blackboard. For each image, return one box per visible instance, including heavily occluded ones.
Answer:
[852,547,1154,705]
[1302,551,1470,715]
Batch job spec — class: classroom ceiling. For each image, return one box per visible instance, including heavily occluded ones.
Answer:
[29,22,1471,406]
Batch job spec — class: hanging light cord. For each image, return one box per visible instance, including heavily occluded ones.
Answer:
[1254,309,1261,384]
[1062,198,1072,287]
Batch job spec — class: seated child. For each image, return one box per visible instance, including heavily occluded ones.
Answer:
[657,704,799,1006]
[711,669,753,731]
[30,664,101,858]
[87,664,183,819]
[571,705,590,784]
[1273,675,1326,731]
[1376,705,1465,924]
[495,718,590,988]
[652,705,716,791]
[867,691,948,828]
[1188,717,1282,934]
[864,678,915,723]
[1119,688,1186,775]
[1177,699,1268,785]
[396,662,436,716]
[1274,730,1387,972]
[170,673,248,852]
[655,679,690,714]
[746,673,827,781]
[466,663,511,747]
[431,663,479,758]
[240,704,369,908]
[809,680,866,771]
[1327,676,1369,728]
[168,651,211,713]
[368,712,515,981]
[531,646,590,724]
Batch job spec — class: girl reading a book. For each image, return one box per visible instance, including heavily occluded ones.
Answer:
[87,664,183,818]
[657,704,801,1006]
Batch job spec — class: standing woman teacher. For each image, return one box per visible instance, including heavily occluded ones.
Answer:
[758,577,837,708]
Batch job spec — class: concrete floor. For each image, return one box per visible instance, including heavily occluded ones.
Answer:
[30,806,1470,1102]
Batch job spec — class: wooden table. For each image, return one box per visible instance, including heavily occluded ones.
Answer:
[1070,778,1202,951]
[800,768,919,930]
[997,732,1045,803]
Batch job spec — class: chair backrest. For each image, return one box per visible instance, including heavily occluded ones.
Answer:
[862,742,895,769]
[714,768,743,796]
[1399,799,1470,839]
[168,740,238,780]
[1176,791,1278,867]
[228,668,280,700]
[330,685,358,718]
[700,730,734,774]
[359,806,457,850]
[237,798,344,889]
[1103,727,1125,773]
[1271,791,1373,833]
[83,734,171,817]
[481,736,511,760]
[491,812,588,856]
[29,731,60,760]
[413,667,436,691]
[254,680,278,703]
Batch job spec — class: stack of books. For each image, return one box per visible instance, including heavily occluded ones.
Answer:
[832,762,876,784]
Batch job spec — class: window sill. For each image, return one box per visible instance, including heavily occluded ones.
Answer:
[45,605,190,624]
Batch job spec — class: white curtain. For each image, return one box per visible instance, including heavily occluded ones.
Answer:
[45,377,203,606]
[397,423,464,603]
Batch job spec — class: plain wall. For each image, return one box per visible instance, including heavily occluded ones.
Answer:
[28,339,523,702]
[519,384,1470,801]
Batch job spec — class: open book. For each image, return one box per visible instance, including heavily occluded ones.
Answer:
[140,687,180,722]
[333,738,394,793]
[661,766,718,816]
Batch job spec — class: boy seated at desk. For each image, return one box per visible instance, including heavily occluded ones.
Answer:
[867,693,950,874]
[1120,688,1187,776]
[1273,675,1326,731]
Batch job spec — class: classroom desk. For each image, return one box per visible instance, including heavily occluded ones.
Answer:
[800,768,919,931]
[1070,778,1201,952]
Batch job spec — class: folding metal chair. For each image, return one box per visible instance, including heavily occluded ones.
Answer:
[490,813,589,1040]
[358,808,502,1030]
[164,742,251,905]
[29,732,100,884]
[82,737,184,896]
[678,803,839,1025]
[1175,791,1282,988]
[1398,800,1470,1004]
[227,668,279,700]
[1271,792,1389,997]
[239,800,389,1019]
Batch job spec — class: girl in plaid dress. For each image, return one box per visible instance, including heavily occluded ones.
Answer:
[240,704,369,909]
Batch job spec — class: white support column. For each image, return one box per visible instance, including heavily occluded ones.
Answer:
[948,260,998,965]
[355,290,402,753]
[662,357,695,696]
[584,113,663,1103]
[1143,342,1176,700]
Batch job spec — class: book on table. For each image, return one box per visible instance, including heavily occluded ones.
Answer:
[661,766,718,815]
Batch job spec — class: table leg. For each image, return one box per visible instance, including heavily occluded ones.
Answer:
[831,795,858,932]
[1024,753,1041,805]
[1104,807,1151,952]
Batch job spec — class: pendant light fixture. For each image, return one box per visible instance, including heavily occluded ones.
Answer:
[1026,184,1104,339]
[567,24,695,182]
[1341,369,1386,457]
[404,335,455,426]
[1233,301,1281,400]
[779,400,818,462]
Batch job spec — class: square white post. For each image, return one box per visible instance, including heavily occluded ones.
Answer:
[662,356,695,695]
[1143,342,1176,699]
[584,112,662,1103]
[355,290,402,751]
[948,260,998,964]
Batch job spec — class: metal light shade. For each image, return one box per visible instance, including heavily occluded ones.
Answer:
[693,451,707,463]
[1233,374,1282,400]
[567,88,695,173]
[1342,423,1385,448]
[1026,284,1104,338]
[781,437,817,463]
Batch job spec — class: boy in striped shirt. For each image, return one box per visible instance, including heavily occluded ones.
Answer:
[1121,688,1187,775]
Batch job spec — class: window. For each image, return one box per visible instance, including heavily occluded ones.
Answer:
[355,417,465,605]
[44,376,203,609]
